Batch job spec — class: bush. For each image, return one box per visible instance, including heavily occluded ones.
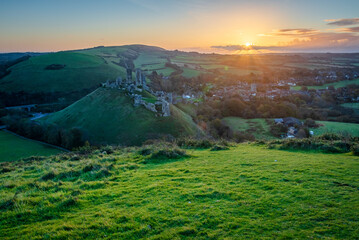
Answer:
[177,138,215,149]
[139,148,152,156]
[143,148,189,164]
[351,145,359,156]
[270,136,357,154]
[270,123,288,138]
[210,145,229,151]
[233,131,255,143]
[41,171,57,181]
[317,133,344,141]
[150,148,188,160]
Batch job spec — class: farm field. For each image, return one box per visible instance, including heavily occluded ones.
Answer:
[310,121,359,137]
[291,78,359,90]
[0,131,62,162]
[0,144,358,239]
[341,102,359,114]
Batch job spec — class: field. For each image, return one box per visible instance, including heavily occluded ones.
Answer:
[310,121,359,137]
[341,102,359,114]
[0,144,358,239]
[291,78,359,90]
[0,51,126,93]
[222,117,275,139]
[0,131,62,162]
[41,88,202,145]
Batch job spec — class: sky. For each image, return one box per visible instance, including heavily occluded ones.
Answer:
[1,0,359,53]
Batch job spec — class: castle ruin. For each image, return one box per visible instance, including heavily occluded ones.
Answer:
[102,68,171,117]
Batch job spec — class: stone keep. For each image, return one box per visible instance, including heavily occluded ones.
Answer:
[135,69,142,86]
[161,100,170,117]
[126,68,132,83]
[116,77,122,87]
[141,72,147,88]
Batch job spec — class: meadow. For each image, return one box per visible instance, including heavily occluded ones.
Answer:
[0,131,62,162]
[0,143,358,239]
[341,102,359,115]
[311,121,359,137]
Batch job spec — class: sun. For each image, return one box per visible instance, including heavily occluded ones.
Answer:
[245,42,252,47]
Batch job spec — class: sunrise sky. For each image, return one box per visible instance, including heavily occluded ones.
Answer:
[1,0,359,53]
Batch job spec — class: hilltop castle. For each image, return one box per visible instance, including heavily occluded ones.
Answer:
[102,68,172,117]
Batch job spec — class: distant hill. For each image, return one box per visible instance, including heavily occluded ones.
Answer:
[0,51,126,94]
[40,88,203,145]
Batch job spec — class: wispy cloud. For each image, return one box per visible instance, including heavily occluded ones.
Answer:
[334,26,359,32]
[325,18,359,26]
[272,28,317,36]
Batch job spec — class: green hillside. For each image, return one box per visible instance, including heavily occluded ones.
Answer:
[0,51,126,93]
[41,88,202,145]
[0,131,62,162]
[0,144,358,239]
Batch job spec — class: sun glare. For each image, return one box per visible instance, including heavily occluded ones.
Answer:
[245,42,252,47]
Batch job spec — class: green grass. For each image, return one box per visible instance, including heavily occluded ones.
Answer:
[41,88,202,145]
[0,131,62,162]
[341,102,359,114]
[0,51,126,93]
[181,68,201,78]
[310,121,359,137]
[222,117,275,139]
[0,144,358,239]
[291,78,359,90]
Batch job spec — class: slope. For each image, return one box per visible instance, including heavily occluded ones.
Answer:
[41,88,202,145]
[0,51,126,93]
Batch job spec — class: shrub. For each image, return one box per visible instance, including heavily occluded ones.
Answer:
[233,131,255,143]
[351,144,359,156]
[100,146,115,154]
[317,133,344,141]
[210,145,229,151]
[177,138,215,149]
[139,148,152,156]
[41,171,57,181]
[150,148,188,159]
[143,148,189,164]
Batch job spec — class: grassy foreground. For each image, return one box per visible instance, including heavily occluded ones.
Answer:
[0,131,62,162]
[1,144,358,239]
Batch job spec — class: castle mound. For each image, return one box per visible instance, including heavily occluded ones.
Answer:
[41,88,203,145]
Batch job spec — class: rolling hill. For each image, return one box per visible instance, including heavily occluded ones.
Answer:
[40,88,203,145]
[0,51,126,93]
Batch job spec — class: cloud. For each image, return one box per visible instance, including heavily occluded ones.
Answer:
[211,32,359,53]
[326,18,359,26]
[211,45,284,51]
[273,28,317,36]
[335,26,359,32]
